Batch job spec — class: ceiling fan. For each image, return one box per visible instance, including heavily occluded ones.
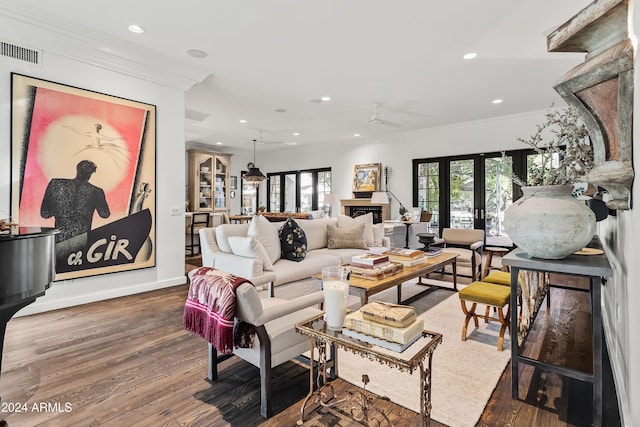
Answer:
[252,129,291,146]
[369,103,402,127]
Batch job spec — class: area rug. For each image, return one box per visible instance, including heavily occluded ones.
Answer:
[337,280,511,427]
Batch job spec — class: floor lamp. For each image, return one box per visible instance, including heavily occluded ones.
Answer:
[371,191,407,216]
[323,193,340,218]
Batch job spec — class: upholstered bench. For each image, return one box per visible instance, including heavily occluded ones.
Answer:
[482,270,511,286]
[459,281,511,351]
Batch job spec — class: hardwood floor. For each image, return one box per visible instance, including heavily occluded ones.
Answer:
[0,259,621,426]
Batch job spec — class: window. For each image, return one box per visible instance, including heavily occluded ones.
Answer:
[417,162,439,227]
[413,149,536,246]
[267,168,332,214]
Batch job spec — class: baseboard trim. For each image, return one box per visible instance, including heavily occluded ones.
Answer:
[15,276,187,317]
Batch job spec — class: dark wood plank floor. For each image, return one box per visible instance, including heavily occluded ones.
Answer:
[0,259,621,426]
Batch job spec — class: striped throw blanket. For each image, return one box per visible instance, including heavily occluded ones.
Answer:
[183,267,253,354]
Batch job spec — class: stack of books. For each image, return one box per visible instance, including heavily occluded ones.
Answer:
[341,301,424,352]
[349,254,403,280]
[382,248,428,266]
[423,246,443,257]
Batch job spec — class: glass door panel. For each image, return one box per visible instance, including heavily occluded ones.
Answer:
[449,159,474,229]
[416,162,439,232]
[268,176,280,212]
[299,172,313,213]
[317,170,332,216]
[484,156,513,246]
[284,173,297,212]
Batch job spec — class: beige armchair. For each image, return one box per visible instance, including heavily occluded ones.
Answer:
[435,228,485,281]
[207,282,324,418]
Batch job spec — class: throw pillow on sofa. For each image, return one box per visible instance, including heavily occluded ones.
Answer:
[227,236,274,270]
[327,223,368,249]
[338,213,374,246]
[279,218,307,262]
[248,214,281,265]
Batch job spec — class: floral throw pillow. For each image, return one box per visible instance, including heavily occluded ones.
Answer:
[279,218,307,262]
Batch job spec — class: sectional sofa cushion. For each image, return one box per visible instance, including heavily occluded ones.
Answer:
[248,214,281,265]
[338,213,374,246]
[215,223,250,253]
[327,223,368,250]
[279,218,307,262]
[228,236,274,270]
[296,218,333,250]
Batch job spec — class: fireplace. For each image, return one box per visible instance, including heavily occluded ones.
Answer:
[341,198,390,224]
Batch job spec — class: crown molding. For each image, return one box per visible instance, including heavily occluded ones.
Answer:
[0,1,211,90]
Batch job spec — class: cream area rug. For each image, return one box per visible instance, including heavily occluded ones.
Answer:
[336,280,511,427]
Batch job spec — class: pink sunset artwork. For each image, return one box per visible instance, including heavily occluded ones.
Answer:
[18,87,148,229]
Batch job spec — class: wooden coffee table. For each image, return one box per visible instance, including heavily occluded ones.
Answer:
[316,252,459,307]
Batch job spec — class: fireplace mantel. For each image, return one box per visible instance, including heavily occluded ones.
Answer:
[341,198,390,223]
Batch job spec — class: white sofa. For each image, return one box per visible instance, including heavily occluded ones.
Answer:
[199,215,390,293]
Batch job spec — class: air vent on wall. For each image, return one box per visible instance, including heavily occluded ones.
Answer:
[1,41,41,65]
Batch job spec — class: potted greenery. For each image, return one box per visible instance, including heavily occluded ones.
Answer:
[504,105,597,259]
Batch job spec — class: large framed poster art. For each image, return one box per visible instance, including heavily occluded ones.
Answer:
[11,74,156,281]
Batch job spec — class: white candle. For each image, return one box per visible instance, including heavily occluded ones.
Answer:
[323,280,347,330]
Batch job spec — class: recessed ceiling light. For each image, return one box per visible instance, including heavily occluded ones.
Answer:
[216,142,222,145]
[492,99,503,104]
[293,132,300,136]
[239,119,247,123]
[463,52,477,60]
[128,24,145,34]
[275,108,287,113]
[187,49,207,58]
[354,133,361,137]
[321,96,331,102]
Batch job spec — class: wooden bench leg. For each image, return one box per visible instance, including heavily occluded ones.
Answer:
[460,300,478,341]
[496,304,511,351]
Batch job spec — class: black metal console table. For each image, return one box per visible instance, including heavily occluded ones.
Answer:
[503,237,612,427]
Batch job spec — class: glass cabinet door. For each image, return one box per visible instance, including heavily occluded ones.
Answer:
[214,156,228,210]
[198,157,213,210]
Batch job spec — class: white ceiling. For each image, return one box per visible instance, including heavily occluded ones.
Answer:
[13,0,591,153]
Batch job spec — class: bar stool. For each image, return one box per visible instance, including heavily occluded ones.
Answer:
[482,247,510,279]
[186,212,210,256]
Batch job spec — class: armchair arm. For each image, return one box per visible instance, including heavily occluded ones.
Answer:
[470,241,484,251]
[255,291,324,326]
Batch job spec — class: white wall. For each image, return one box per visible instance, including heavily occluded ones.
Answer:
[0,52,188,316]
[259,111,547,216]
[597,5,640,425]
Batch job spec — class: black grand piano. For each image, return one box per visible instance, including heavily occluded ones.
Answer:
[0,227,58,380]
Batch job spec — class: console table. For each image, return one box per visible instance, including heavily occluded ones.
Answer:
[502,237,612,426]
[296,313,442,426]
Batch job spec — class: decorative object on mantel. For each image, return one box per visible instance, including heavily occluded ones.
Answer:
[241,140,266,185]
[547,0,634,210]
[352,163,381,198]
[504,185,596,259]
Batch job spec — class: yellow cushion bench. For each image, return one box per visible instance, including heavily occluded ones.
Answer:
[482,271,511,286]
[458,281,511,351]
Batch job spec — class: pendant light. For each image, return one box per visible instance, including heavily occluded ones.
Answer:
[242,139,266,185]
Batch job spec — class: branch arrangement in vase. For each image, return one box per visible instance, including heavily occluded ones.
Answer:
[511,105,594,187]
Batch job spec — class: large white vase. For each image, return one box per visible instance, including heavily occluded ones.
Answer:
[504,185,596,259]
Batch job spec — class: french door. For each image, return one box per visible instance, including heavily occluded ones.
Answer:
[414,152,517,247]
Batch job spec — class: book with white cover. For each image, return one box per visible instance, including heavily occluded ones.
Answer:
[341,328,422,352]
[344,310,424,344]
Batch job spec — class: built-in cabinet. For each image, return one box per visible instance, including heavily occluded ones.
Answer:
[187,149,231,213]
